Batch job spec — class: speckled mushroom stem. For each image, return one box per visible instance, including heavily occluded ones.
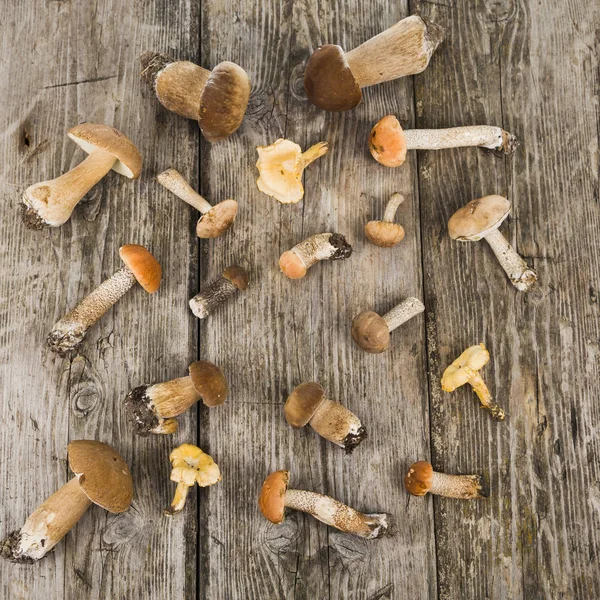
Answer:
[298,142,330,170]
[189,277,238,319]
[165,482,189,515]
[47,266,137,355]
[157,169,212,213]
[289,233,353,271]
[283,489,390,539]
[308,397,366,453]
[382,193,405,223]
[429,470,488,500]
[467,370,505,421]
[483,228,537,292]
[382,297,425,332]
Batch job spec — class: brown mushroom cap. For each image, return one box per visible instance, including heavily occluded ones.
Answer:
[119,244,162,293]
[304,45,362,112]
[404,461,433,497]
[364,221,405,247]
[68,123,142,179]
[369,115,407,167]
[196,199,238,238]
[351,310,390,354]
[284,382,326,428]
[223,265,249,290]
[279,251,307,279]
[259,470,289,524]
[189,360,228,407]
[67,440,133,513]
[448,195,510,241]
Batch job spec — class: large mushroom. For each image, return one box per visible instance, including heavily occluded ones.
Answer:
[47,244,162,355]
[140,52,251,142]
[1,441,133,563]
[304,15,444,112]
[280,233,352,279]
[365,192,406,247]
[189,265,249,319]
[404,461,488,500]
[21,124,142,229]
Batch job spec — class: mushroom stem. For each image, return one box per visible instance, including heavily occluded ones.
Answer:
[308,397,366,452]
[467,371,505,421]
[403,126,518,154]
[147,377,201,417]
[290,233,352,271]
[165,482,190,515]
[283,489,390,539]
[429,471,487,500]
[382,193,405,223]
[157,169,213,213]
[189,276,238,319]
[151,419,179,435]
[483,228,538,292]
[382,297,425,332]
[298,142,330,170]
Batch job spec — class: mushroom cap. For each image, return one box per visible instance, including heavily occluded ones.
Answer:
[67,440,133,513]
[351,310,390,354]
[448,195,510,241]
[404,461,433,496]
[369,115,407,167]
[284,382,326,428]
[304,45,362,112]
[198,61,251,142]
[169,444,221,488]
[223,265,249,290]
[119,244,162,293]
[189,360,228,407]
[196,199,238,238]
[256,139,306,204]
[259,470,289,524]
[364,221,405,247]
[441,344,490,392]
[68,123,142,179]
[279,250,307,279]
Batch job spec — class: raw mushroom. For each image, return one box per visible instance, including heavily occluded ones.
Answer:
[404,461,488,500]
[352,297,425,354]
[442,343,505,421]
[47,244,162,355]
[365,193,406,247]
[284,382,366,453]
[280,233,352,279]
[304,15,444,111]
[1,441,132,563]
[157,169,238,238]
[124,360,228,436]
[21,123,142,229]
[189,265,248,319]
[165,444,221,515]
[448,195,537,292]
[140,52,251,142]
[256,139,329,204]
[259,470,391,539]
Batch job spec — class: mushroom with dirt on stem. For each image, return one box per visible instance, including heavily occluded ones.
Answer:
[365,192,406,247]
[47,244,162,356]
[404,461,489,500]
[189,265,249,319]
[21,123,142,229]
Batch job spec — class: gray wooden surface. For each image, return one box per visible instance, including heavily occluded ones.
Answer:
[0,0,598,598]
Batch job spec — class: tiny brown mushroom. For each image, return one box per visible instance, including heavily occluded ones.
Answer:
[365,193,406,247]
[189,265,249,319]
[404,461,488,500]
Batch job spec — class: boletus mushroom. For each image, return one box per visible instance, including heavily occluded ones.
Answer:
[1,440,133,563]
[47,244,162,355]
[369,115,518,167]
[280,233,352,279]
[352,297,425,354]
[165,444,221,516]
[259,470,391,539]
[304,15,444,112]
[21,124,142,229]
[140,52,251,142]
[189,265,249,319]
[157,169,238,238]
[404,461,488,500]
[441,344,505,421]
[365,192,406,247]
[448,195,537,292]
[255,139,329,203]
[284,382,366,453]
[124,360,227,435]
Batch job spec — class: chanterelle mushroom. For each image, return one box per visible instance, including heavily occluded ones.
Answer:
[189,265,249,319]
[47,244,162,355]
[404,461,488,500]
[365,193,406,247]
[1,440,133,563]
[21,123,142,229]
[280,233,352,279]
[284,382,366,453]
[256,139,329,204]
[157,169,238,238]
[441,344,505,421]
[140,52,251,142]
[165,444,221,516]
[448,195,537,292]
[304,15,443,112]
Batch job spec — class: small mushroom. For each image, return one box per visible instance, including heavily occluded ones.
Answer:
[124,360,227,436]
[140,52,251,142]
[404,461,488,500]
[1,441,133,563]
[157,169,238,238]
[448,195,537,292]
[21,124,142,229]
[280,233,352,279]
[259,470,391,539]
[284,382,366,453]
[304,15,444,112]
[189,265,249,319]
[255,138,329,204]
[165,444,221,516]
[369,115,518,167]
[365,193,406,247]
[47,244,162,355]
[352,297,425,354]
[441,344,505,421]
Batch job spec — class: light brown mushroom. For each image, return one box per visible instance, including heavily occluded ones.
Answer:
[189,265,249,319]
[365,193,406,247]
[404,461,488,500]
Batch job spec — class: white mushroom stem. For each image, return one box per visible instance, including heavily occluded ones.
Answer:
[403,126,517,154]
[189,277,238,319]
[284,489,390,539]
[148,377,201,417]
[165,482,190,515]
[429,471,486,500]
[382,297,425,332]
[298,142,330,170]
[290,233,350,270]
[382,193,405,223]
[157,169,212,213]
[308,397,365,450]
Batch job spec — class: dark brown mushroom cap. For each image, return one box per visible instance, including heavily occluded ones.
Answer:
[223,265,249,290]
[448,195,510,241]
[304,45,362,112]
[365,221,405,247]
[67,440,133,513]
[284,382,326,428]
[189,360,228,407]
[196,199,238,238]
[119,244,162,293]
[259,470,289,524]
[351,310,390,354]
[404,461,433,497]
